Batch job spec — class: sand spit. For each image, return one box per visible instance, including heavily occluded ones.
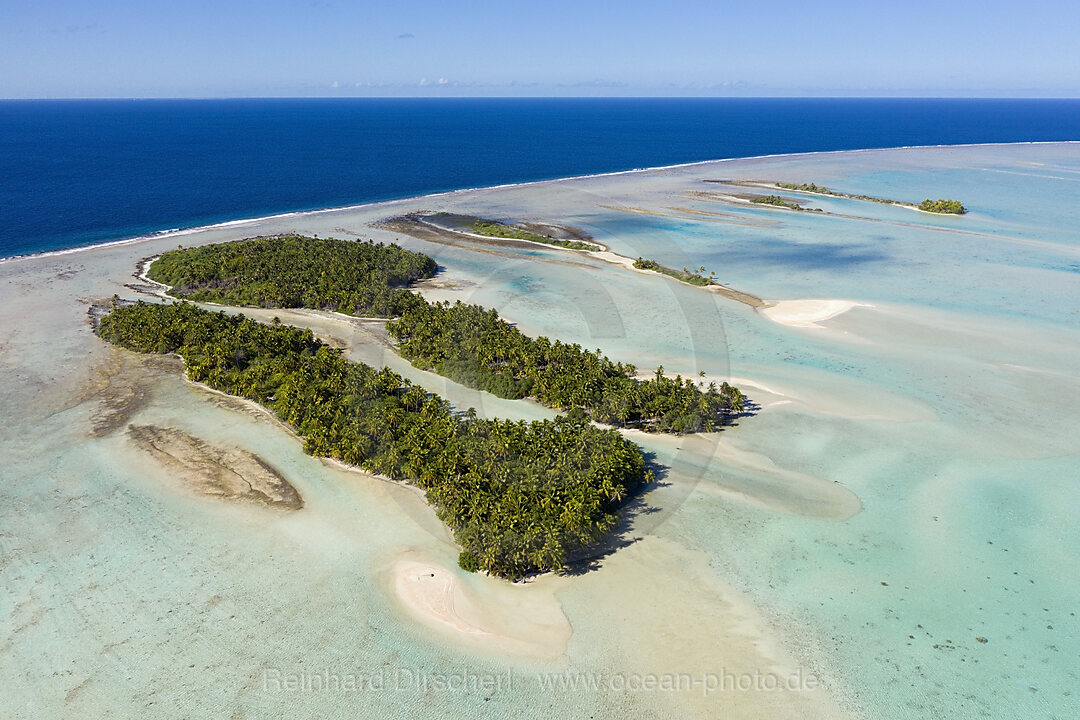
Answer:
[704,439,862,521]
[718,179,973,219]
[727,373,937,423]
[127,424,303,509]
[631,427,862,521]
[704,280,769,308]
[388,554,571,659]
[685,188,802,209]
[378,215,594,267]
[392,212,602,253]
[762,299,869,328]
[562,535,855,719]
[601,245,767,307]
[386,212,767,308]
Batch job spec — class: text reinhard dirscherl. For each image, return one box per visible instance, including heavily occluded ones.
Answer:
[262,668,819,696]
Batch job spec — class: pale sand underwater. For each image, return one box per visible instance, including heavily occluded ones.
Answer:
[2,143,1079,719]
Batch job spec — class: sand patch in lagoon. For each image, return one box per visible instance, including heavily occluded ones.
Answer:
[728,372,937,424]
[635,429,862,522]
[762,299,869,329]
[702,438,862,521]
[558,534,855,720]
[386,553,571,660]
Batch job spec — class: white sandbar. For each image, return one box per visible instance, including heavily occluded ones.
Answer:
[762,299,869,328]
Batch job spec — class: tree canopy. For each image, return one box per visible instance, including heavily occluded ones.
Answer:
[149,235,437,317]
[469,219,600,251]
[387,299,744,433]
[632,257,713,287]
[98,300,650,579]
[750,195,802,210]
[918,199,967,214]
[150,235,745,434]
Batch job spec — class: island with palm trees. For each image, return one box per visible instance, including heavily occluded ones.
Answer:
[145,235,746,432]
[97,234,747,579]
[96,299,647,579]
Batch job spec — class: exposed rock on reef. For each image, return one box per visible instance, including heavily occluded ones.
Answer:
[127,424,303,509]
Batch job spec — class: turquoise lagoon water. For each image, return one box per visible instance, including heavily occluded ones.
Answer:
[1,144,1078,718]
[389,144,1080,717]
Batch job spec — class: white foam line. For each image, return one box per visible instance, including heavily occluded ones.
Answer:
[3,140,1077,266]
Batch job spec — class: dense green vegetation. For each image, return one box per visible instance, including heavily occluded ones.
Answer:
[387,300,745,433]
[750,195,803,210]
[149,236,745,435]
[149,235,437,317]
[632,257,714,287]
[97,300,650,579]
[470,219,599,251]
[918,199,967,214]
[776,182,831,195]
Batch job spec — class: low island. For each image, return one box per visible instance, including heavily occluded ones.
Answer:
[708,180,968,215]
[383,212,768,309]
[917,198,967,214]
[147,235,746,433]
[469,218,601,251]
[102,234,753,578]
[749,194,817,211]
[632,257,713,286]
[97,299,649,579]
[774,181,909,206]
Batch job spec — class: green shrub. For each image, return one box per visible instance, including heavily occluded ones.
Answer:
[458,551,480,573]
[918,199,966,214]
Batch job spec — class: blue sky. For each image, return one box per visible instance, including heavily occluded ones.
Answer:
[2,0,1078,98]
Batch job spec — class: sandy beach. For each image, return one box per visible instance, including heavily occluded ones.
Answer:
[386,554,572,659]
[761,299,868,328]
[388,212,768,308]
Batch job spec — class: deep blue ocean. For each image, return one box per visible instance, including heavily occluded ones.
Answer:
[2,98,1079,258]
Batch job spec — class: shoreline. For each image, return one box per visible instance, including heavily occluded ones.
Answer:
[4,140,1076,266]
[110,289,865,525]
[384,554,572,659]
[414,213,608,253]
[762,300,870,329]
[105,336,577,655]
